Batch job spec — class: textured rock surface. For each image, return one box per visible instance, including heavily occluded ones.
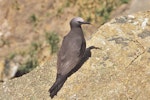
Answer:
[0,11,150,100]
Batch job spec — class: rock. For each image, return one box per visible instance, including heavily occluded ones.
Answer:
[0,55,22,82]
[0,11,150,99]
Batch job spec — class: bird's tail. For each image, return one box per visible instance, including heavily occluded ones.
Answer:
[49,74,67,98]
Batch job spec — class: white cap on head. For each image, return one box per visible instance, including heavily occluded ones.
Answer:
[73,17,84,23]
[70,17,90,28]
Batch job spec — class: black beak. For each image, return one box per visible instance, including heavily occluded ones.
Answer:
[79,21,90,24]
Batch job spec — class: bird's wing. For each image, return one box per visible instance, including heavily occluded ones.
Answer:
[57,35,85,75]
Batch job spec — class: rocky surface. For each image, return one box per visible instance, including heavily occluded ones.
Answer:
[0,11,150,99]
[111,0,150,18]
[126,0,150,14]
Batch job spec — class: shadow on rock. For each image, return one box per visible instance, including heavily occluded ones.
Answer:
[68,46,100,76]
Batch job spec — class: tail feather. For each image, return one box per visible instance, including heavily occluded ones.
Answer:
[49,74,67,98]
[50,79,66,98]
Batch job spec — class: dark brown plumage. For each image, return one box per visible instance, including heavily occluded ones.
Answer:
[49,17,90,98]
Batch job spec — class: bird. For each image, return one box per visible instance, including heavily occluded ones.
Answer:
[49,17,90,98]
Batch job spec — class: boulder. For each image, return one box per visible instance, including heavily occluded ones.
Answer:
[0,11,150,100]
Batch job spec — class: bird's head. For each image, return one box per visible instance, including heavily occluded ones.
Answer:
[70,17,90,28]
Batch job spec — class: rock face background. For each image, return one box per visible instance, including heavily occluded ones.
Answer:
[0,11,150,100]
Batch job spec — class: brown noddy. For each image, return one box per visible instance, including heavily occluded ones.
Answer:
[49,17,90,98]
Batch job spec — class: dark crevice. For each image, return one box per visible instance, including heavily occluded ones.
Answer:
[125,39,146,69]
